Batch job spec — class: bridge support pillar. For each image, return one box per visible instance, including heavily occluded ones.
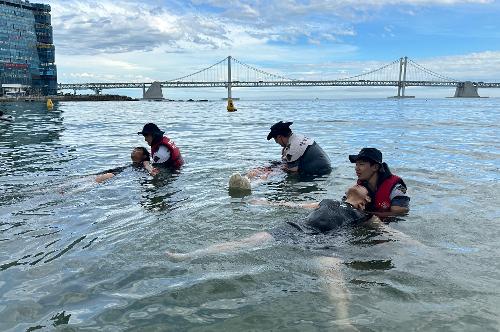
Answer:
[143,81,164,100]
[389,56,414,98]
[227,55,233,100]
[453,81,480,98]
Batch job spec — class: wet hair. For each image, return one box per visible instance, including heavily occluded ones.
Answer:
[151,131,164,144]
[133,147,150,162]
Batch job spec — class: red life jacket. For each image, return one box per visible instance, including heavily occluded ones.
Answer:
[151,136,184,169]
[358,175,402,212]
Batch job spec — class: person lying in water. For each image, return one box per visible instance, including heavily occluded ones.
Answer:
[166,185,378,261]
[94,147,157,183]
[228,166,283,192]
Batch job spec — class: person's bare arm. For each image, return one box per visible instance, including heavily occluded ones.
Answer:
[371,206,409,218]
[143,161,159,176]
[95,173,115,183]
[249,198,319,209]
[286,166,299,173]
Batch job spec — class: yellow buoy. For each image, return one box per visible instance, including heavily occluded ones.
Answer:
[46,98,54,110]
[226,98,237,112]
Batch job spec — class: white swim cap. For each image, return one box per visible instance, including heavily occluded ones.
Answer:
[228,173,251,191]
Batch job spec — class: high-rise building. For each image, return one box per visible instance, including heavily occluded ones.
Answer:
[0,0,57,96]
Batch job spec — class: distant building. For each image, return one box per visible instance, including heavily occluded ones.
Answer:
[0,0,57,96]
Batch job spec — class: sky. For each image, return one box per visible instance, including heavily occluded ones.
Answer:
[44,0,500,99]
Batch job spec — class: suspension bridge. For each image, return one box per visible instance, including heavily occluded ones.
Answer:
[58,56,500,99]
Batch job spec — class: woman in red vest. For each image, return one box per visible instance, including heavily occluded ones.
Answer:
[137,123,184,175]
[349,148,409,217]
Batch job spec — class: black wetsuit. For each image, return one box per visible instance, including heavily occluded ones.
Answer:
[296,142,332,175]
[98,166,128,176]
[270,199,371,240]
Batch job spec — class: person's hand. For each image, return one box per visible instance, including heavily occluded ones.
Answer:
[143,161,160,176]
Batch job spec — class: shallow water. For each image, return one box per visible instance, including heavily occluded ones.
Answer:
[1,98,499,331]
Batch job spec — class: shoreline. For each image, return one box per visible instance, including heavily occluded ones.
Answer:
[0,95,213,102]
[0,94,138,102]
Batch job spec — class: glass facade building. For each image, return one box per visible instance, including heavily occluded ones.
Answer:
[0,0,57,96]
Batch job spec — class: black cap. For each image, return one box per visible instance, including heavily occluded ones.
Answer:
[349,148,382,164]
[266,121,293,140]
[137,123,164,136]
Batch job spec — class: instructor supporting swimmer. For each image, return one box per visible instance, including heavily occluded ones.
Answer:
[267,121,331,176]
[137,123,184,175]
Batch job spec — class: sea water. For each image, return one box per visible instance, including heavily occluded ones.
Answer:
[0,98,499,331]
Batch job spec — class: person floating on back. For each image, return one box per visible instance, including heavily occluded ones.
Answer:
[94,147,152,183]
[137,123,184,175]
[349,148,410,218]
[267,121,331,176]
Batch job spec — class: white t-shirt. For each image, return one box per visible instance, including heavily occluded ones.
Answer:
[282,133,315,163]
[152,145,171,164]
[389,183,409,200]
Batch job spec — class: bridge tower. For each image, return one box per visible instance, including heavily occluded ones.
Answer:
[392,56,414,98]
[227,56,232,100]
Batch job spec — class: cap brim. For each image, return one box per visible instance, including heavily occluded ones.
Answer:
[349,154,382,164]
[267,132,274,140]
[138,130,165,136]
[348,154,359,163]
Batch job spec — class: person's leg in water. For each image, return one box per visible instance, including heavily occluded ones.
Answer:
[166,232,356,329]
[165,231,274,261]
[314,256,358,331]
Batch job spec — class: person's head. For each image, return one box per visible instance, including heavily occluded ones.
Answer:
[228,173,251,191]
[267,121,293,147]
[131,147,150,165]
[349,148,386,182]
[345,185,371,210]
[137,123,164,146]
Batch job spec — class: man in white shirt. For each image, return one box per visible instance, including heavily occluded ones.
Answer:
[267,121,332,176]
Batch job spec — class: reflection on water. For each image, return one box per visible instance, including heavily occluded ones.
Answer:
[1,99,499,331]
[139,172,186,212]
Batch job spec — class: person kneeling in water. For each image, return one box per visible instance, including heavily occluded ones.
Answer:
[349,147,410,218]
[267,121,332,176]
[166,185,376,261]
[137,123,184,175]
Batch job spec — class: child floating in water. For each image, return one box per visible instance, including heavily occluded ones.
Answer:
[94,147,154,183]
[228,166,281,194]
[167,184,377,261]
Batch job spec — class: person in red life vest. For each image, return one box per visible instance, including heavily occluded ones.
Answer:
[137,123,184,175]
[348,148,409,218]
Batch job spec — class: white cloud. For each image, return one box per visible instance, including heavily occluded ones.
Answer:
[418,51,500,81]
[43,0,499,91]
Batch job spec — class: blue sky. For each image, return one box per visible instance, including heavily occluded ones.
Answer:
[45,0,500,98]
